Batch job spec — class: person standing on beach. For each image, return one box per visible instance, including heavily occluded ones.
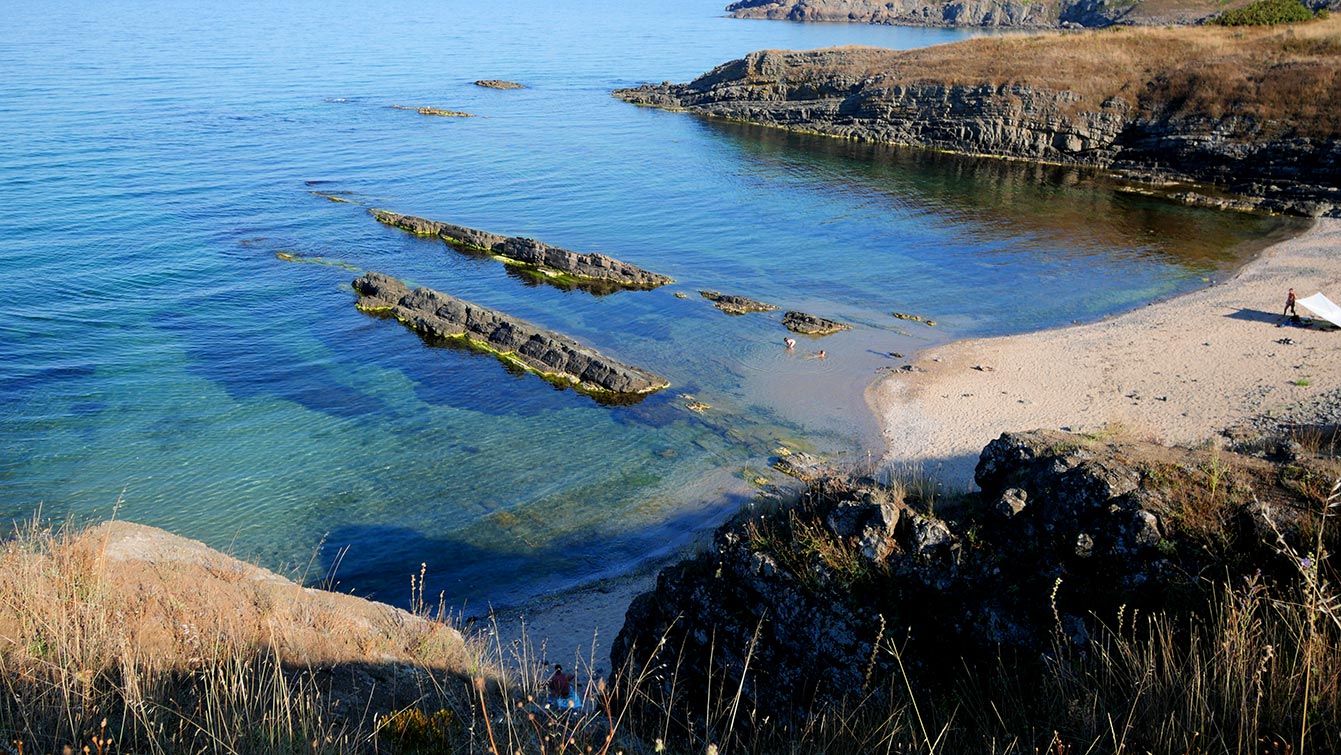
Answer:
[1285,288,1298,317]
[547,664,574,699]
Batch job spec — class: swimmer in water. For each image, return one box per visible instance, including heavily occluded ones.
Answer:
[784,338,796,350]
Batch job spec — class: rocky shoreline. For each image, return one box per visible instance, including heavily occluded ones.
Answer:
[372,208,674,292]
[615,35,1341,217]
[724,0,1244,28]
[352,272,669,400]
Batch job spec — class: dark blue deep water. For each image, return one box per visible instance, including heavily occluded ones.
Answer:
[0,0,1302,609]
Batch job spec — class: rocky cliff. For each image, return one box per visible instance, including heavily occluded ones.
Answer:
[611,428,1340,720]
[615,28,1341,216]
[725,0,1328,28]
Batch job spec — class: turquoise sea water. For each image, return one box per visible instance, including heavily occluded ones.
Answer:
[0,0,1302,609]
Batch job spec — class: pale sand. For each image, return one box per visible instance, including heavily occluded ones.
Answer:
[493,218,1341,669]
[872,218,1341,489]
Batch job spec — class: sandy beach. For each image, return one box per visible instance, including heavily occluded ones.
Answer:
[494,218,1341,671]
[873,218,1341,489]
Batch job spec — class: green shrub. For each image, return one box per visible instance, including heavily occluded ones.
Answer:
[1212,0,1317,25]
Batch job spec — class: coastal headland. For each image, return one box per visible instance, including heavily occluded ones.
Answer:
[616,18,1341,217]
[723,0,1309,28]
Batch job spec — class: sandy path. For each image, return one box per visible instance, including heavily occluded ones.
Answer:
[872,218,1341,489]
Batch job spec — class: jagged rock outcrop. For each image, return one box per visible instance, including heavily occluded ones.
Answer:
[782,310,851,335]
[371,209,674,291]
[724,0,1229,28]
[699,290,779,314]
[612,429,1339,720]
[474,79,525,89]
[352,272,669,399]
[615,44,1341,217]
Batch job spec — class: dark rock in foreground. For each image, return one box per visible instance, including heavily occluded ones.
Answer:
[372,209,674,292]
[352,272,669,399]
[699,290,779,314]
[474,79,525,89]
[612,428,1339,720]
[782,311,851,335]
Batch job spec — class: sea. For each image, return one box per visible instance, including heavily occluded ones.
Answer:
[0,0,1304,611]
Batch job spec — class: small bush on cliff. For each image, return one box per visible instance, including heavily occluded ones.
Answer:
[1213,0,1317,25]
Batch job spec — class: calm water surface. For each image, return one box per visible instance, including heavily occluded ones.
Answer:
[0,0,1303,608]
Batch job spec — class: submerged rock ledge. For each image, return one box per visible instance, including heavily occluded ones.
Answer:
[372,209,674,291]
[353,272,670,399]
[699,290,779,314]
[783,310,851,335]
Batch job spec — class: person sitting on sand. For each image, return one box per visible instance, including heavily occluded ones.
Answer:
[1284,288,1298,317]
[547,664,574,699]
[784,338,796,350]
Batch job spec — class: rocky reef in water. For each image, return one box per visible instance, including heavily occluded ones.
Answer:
[699,290,779,314]
[390,105,473,117]
[615,30,1341,217]
[612,427,1341,720]
[372,209,674,292]
[474,79,525,89]
[783,310,850,335]
[724,0,1262,28]
[352,272,669,400]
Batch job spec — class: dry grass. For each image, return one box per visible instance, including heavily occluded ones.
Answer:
[774,16,1341,136]
[2,463,1339,753]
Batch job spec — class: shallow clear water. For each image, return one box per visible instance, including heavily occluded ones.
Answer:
[0,0,1302,608]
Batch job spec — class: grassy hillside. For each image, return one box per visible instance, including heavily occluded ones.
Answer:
[754,16,1341,137]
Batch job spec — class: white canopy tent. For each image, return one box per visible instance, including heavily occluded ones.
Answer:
[1296,293,1341,328]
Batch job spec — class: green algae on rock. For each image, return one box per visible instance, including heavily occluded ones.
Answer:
[370,208,674,292]
[351,272,669,400]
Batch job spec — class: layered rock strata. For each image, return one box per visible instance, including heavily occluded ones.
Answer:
[724,0,1231,28]
[782,310,851,335]
[615,48,1341,217]
[352,272,669,398]
[699,290,779,314]
[372,209,674,290]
